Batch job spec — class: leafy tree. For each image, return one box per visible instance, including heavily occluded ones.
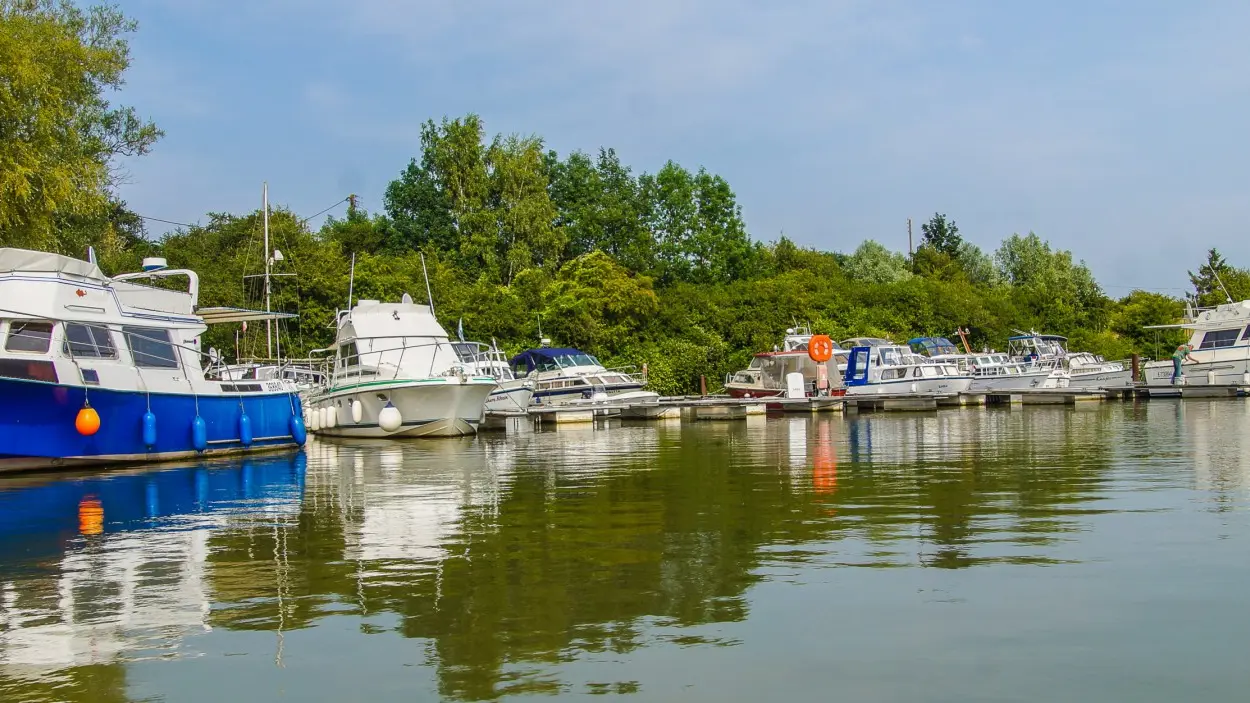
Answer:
[920,213,962,257]
[0,0,161,250]
[539,251,658,356]
[994,232,1107,332]
[844,240,912,285]
[1187,248,1250,308]
[486,133,561,283]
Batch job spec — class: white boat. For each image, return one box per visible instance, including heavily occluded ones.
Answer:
[1142,299,1250,386]
[725,326,847,398]
[305,297,496,438]
[0,249,306,471]
[1007,332,1132,390]
[509,345,658,407]
[450,341,534,414]
[842,343,972,396]
[965,352,1068,392]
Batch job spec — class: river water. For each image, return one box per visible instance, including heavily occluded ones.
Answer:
[1,401,1249,702]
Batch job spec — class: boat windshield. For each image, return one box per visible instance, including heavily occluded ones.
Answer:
[909,337,960,356]
[535,353,600,371]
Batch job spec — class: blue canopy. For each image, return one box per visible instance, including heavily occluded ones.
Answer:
[509,347,599,374]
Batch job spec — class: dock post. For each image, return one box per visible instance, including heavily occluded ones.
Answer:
[1131,354,1140,383]
[700,375,707,396]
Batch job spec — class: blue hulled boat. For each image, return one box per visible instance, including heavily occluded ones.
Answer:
[0,248,306,472]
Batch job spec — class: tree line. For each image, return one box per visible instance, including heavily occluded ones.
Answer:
[4,1,1242,394]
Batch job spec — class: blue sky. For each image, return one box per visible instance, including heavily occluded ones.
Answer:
[113,0,1249,293]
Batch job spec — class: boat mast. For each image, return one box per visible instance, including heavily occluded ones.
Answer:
[264,182,272,358]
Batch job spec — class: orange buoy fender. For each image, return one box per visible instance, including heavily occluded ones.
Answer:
[808,334,834,363]
[76,406,101,436]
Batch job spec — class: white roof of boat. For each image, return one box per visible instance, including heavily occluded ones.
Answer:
[0,248,106,281]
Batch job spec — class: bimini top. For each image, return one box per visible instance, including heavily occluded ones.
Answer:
[509,347,601,374]
[0,248,107,282]
[908,337,961,357]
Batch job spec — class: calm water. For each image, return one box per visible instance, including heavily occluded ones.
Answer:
[2,401,1250,702]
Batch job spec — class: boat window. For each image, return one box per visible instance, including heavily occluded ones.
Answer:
[4,321,53,353]
[63,323,117,359]
[881,367,907,380]
[1198,328,1242,350]
[879,348,902,365]
[339,342,359,367]
[123,327,179,368]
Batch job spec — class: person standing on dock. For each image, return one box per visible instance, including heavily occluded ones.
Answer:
[1172,344,1196,384]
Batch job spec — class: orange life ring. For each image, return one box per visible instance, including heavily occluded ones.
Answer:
[808,334,834,363]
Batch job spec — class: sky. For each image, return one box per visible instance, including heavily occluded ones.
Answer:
[112,0,1250,294]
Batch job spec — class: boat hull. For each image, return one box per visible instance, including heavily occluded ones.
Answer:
[846,377,972,396]
[530,383,654,407]
[0,377,303,473]
[485,381,534,414]
[308,378,494,438]
[1143,358,1250,386]
[968,371,1067,393]
[1067,368,1133,390]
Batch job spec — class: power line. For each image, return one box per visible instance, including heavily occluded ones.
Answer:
[299,196,351,225]
[137,214,196,228]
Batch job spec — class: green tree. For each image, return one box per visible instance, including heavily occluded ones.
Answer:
[920,212,962,257]
[0,0,161,250]
[487,133,562,283]
[994,232,1107,332]
[844,240,912,285]
[1187,248,1250,307]
[540,251,658,356]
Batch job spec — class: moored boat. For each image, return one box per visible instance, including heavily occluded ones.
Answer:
[725,326,847,399]
[1007,332,1131,390]
[0,248,307,472]
[304,297,496,438]
[509,345,657,407]
[1142,300,1250,386]
[843,343,972,396]
[451,341,535,414]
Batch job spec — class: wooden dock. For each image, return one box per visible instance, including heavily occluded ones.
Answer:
[479,382,1249,432]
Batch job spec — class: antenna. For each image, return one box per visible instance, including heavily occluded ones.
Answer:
[1209,264,1234,304]
[419,252,435,316]
[346,252,356,311]
[264,182,272,358]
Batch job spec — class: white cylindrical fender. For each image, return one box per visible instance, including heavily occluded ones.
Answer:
[378,403,403,433]
[351,399,363,424]
[327,405,338,428]
[309,407,321,431]
[1207,370,1217,385]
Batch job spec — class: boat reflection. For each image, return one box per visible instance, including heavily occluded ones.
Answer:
[0,453,305,694]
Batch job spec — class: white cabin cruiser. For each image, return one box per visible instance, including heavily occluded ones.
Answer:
[305,297,495,438]
[509,345,657,407]
[1007,332,1131,390]
[725,326,847,398]
[842,344,972,396]
[1142,299,1250,386]
[451,341,535,414]
[965,352,1068,392]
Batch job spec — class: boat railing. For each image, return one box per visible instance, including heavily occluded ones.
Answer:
[331,335,467,386]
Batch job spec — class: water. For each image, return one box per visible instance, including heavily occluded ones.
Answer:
[2,401,1249,702]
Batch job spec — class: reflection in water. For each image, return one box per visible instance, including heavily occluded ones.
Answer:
[1,403,1250,701]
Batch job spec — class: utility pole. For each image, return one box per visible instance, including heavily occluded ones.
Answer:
[907,218,913,257]
[264,182,272,358]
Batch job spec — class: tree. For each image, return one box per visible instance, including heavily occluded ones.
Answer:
[920,213,962,257]
[994,232,1107,332]
[1187,248,1250,308]
[639,162,751,285]
[486,133,562,283]
[844,240,912,285]
[0,0,161,250]
[540,251,658,356]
